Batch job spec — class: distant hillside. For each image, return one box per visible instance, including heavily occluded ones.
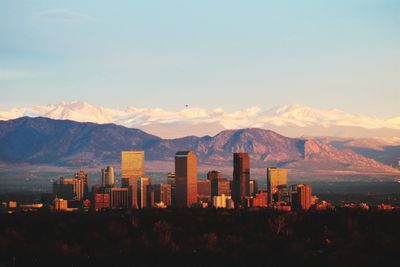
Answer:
[0,117,398,175]
[0,117,160,166]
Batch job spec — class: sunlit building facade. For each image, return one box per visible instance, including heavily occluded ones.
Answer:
[267,167,288,204]
[290,184,312,210]
[137,176,150,208]
[53,197,68,211]
[175,151,198,208]
[121,151,145,208]
[75,170,89,198]
[101,165,115,187]
[213,194,234,209]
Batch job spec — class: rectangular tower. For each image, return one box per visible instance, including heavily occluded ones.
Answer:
[101,165,115,187]
[233,153,250,204]
[291,184,312,210]
[267,167,288,204]
[175,151,198,208]
[121,151,145,208]
[121,151,144,178]
[137,176,150,208]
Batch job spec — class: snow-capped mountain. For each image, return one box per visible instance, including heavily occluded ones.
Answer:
[0,101,399,139]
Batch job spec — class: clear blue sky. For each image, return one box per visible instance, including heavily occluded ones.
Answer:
[0,0,399,116]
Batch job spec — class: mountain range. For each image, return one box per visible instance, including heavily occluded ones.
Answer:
[0,117,398,177]
[1,101,400,139]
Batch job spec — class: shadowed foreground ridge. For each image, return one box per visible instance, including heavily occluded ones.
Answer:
[0,209,399,267]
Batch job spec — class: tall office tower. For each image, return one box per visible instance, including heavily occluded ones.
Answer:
[290,184,312,211]
[121,151,145,208]
[211,178,231,198]
[137,176,150,208]
[101,165,115,187]
[151,184,172,207]
[75,170,89,198]
[207,170,223,180]
[110,188,130,209]
[232,153,250,204]
[121,151,144,178]
[175,151,198,208]
[53,177,84,201]
[197,180,211,203]
[167,172,176,205]
[267,167,288,204]
[249,179,258,197]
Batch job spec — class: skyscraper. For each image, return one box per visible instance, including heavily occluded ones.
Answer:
[137,176,150,208]
[267,167,288,204]
[290,184,312,211]
[249,179,258,197]
[175,151,198,208]
[233,153,250,204]
[121,151,145,208]
[75,170,89,199]
[101,165,115,187]
[121,151,144,178]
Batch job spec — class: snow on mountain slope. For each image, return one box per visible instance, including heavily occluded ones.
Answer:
[0,101,399,138]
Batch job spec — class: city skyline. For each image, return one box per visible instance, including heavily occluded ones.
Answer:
[1,1,400,265]
[1,1,399,117]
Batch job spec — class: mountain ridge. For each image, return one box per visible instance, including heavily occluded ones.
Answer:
[1,101,400,139]
[0,117,398,176]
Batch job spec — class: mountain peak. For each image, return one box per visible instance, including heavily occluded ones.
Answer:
[0,117,398,175]
[1,101,400,139]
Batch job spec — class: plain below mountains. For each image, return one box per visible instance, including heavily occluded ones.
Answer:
[0,117,398,177]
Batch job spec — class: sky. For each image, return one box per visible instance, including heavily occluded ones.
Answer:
[0,0,399,117]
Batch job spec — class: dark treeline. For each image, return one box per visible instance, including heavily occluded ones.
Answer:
[0,209,399,267]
